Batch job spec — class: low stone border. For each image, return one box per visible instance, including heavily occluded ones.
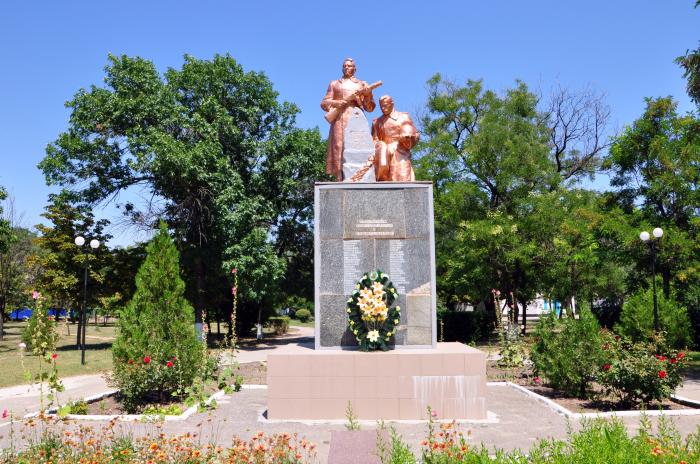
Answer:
[671,393,700,409]
[25,390,226,422]
[488,381,700,419]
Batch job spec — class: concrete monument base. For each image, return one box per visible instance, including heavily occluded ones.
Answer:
[267,342,487,420]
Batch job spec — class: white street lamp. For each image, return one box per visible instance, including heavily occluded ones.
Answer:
[75,235,101,365]
[639,227,664,333]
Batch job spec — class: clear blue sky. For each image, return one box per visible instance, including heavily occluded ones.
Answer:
[1,1,698,246]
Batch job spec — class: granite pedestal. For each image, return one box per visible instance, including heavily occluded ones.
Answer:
[314,182,437,349]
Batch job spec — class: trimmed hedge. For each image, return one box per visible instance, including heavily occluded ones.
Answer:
[438,310,495,343]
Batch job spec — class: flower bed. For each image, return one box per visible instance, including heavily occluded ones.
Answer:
[2,414,317,463]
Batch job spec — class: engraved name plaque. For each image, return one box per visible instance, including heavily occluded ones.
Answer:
[315,182,436,349]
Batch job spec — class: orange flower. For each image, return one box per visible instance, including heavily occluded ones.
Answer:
[149,442,159,452]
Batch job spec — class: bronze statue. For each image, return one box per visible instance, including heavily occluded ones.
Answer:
[371,95,420,182]
[321,58,378,180]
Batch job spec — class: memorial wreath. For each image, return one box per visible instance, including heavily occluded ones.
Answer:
[346,270,401,351]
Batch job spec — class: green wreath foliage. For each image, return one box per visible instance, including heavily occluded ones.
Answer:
[346,270,401,351]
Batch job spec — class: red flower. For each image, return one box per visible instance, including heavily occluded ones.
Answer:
[602,364,611,371]
[127,359,134,365]
[677,352,685,359]
[172,356,177,361]
[143,356,151,364]
[614,335,621,341]
[51,353,58,360]
[670,358,677,364]
[2,409,8,419]
[232,268,237,274]
[655,354,667,361]
[166,361,174,368]
[533,376,541,385]
[658,370,667,379]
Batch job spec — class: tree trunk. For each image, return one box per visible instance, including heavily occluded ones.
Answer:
[662,268,671,299]
[0,297,5,341]
[194,254,205,324]
[520,297,528,335]
[76,304,83,347]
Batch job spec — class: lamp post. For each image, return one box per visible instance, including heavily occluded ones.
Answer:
[639,227,663,333]
[75,236,100,365]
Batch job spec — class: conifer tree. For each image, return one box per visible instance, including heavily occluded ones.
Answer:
[112,222,205,410]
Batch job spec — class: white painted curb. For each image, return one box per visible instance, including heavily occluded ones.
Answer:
[495,381,700,419]
[25,390,227,422]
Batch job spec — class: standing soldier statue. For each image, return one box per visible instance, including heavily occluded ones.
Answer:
[320,58,381,181]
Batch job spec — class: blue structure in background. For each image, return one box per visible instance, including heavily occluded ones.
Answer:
[10,307,69,320]
[543,300,562,317]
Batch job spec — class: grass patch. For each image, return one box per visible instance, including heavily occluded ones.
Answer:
[288,318,314,328]
[0,321,115,388]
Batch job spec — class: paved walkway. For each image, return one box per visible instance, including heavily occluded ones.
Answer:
[0,325,314,423]
[235,325,314,364]
[0,374,110,421]
[2,384,700,464]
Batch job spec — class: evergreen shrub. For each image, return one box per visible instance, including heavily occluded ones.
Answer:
[531,310,604,398]
[439,310,494,343]
[615,289,692,349]
[111,223,206,412]
[268,316,289,335]
[295,308,311,323]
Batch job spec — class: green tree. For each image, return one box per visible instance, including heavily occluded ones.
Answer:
[0,225,39,339]
[111,223,205,411]
[0,186,15,339]
[31,193,111,343]
[606,98,700,310]
[416,78,554,316]
[675,1,700,107]
[0,187,10,253]
[40,54,326,333]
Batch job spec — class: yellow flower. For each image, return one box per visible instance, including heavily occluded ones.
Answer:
[353,329,358,335]
[394,319,399,324]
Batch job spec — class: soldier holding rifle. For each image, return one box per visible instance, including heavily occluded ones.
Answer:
[320,58,379,180]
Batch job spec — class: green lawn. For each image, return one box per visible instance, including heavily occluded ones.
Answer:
[0,320,115,388]
[288,318,314,328]
[682,350,700,374]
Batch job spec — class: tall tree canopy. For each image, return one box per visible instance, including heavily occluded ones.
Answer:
[606,97,700,320]
[40,54,326,328]
[415,76,620,327]
[0,187,11,255]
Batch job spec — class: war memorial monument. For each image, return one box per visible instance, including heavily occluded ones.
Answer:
[267,59,487,420]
